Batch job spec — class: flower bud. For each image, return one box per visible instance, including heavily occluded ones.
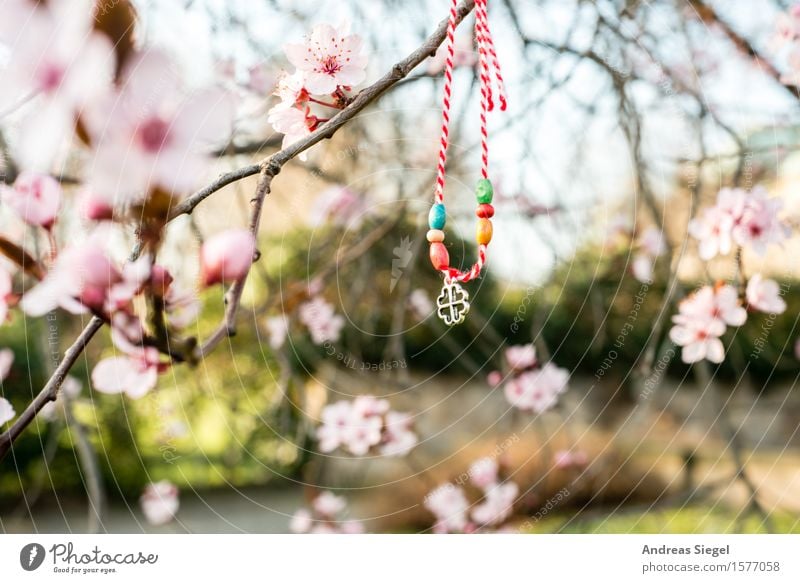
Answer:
[200,229,256,287]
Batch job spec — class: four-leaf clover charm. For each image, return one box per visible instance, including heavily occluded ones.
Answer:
[436,281,470,326]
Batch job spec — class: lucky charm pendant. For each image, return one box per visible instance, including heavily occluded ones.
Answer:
[436,279,470,326]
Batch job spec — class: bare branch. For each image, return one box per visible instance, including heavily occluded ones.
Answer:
[0,317,104,459]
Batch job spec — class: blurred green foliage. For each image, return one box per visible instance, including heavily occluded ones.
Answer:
[1,218,798,502]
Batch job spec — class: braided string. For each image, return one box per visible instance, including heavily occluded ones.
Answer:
[433,0,506,283]
[433,0,459,205]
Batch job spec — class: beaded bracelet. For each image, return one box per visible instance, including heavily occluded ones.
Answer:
[427,0,505,326]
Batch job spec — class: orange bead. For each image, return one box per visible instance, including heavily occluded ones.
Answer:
[476,218,493,245]
[429,242,449,270]
[476,204,494,218]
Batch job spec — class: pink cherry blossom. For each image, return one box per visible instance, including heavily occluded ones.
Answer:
[669,285,745,364]
[0,397,14,426]
[669,318,725,364]
[504,362,569,413]
[317,396,417,457]
[469,457,499,489]
[265,316,289,350]
[308,186,366,229]
[689,205,735,260]
[732,187,788,254]
[553,449,589,470]
[104,256,153,313]
[312,491,347,517]
[781,46,800,86]
[640,225,667,255]
[246,63,277,95]
[713,284,748,327]
[341,413,382,456]
[267,103,314,152]
[289,509,313,533]
[290,491,364,534]
[273,70,309,107]
[200,229,257,287]
[0,269,13,324]
[78,188,115,221]
[1,172,62,228]
[487,370,503,387]
[140,481,179,526]
[505,344,537,371]
[0,0,115,170]
[214,58,237,84]
[339,520,365,534]
[380,411,418,457]
[631,255,655,283]
[88,50,234,202]
[351,395,390,418]
[317,400,352,453]
[92,345,162,399]
[428,33,477,74]
[425,484,470,533]
[20,229,138,317]
[284,24,368,94]
[773,6,800,50]
[689,187,787,259]
[471,482,518,526]
[298,296,345,344]
[746,274,787,314]
[632,227,667,282]
[164,283,200,329]
[148,266,174,299]
[408,289,434,320]
[0,349,13,380]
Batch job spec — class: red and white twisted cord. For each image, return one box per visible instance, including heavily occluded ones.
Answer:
[433,0,459,205]
[434,0,506,283]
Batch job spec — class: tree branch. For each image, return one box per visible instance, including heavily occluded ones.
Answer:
[171,0,476,218]
[689,0,800,99]
[0,0,477,459]
[0,317,104,458]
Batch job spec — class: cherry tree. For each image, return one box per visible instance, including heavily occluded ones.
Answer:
[1,0,799,534]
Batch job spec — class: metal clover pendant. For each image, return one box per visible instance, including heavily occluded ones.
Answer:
[436,280,470,326]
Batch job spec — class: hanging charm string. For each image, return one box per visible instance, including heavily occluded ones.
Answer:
[432,0,507,285]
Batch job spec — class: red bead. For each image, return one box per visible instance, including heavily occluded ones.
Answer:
[476,204,495,218]
[429,242,449,270]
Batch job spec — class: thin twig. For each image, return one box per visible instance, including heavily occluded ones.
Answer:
[0,317,103,459]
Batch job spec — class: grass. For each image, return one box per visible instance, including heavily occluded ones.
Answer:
[522,505,800,534]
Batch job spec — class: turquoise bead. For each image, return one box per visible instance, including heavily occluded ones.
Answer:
[475,179,494,204]
[428,203,446,229]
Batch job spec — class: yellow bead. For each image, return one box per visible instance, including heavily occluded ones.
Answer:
[426,229,445,242]
[476,218,493,245]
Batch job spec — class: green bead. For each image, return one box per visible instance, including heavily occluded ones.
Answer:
[475,179,494,204]
[428,203,446,229]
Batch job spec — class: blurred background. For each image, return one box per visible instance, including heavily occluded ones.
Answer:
[2,0,800,533]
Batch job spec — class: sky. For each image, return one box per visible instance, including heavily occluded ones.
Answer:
[38,0,800,284]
